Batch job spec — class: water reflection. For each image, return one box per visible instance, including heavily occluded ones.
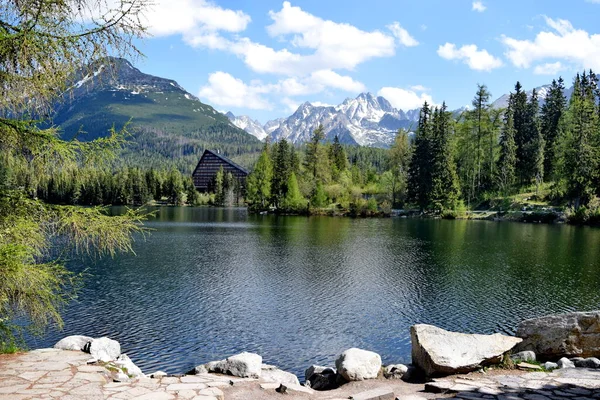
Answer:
[29,208,600,377]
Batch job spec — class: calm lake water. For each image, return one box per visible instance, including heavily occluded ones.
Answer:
[29,207,600,377]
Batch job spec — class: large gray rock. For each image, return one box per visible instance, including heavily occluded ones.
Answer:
[87,337,121,362]
[335,348,382,381]
[516,311,600,358]
[54,335,93,351]
[260,364,299,385]
[205,352,262,378]
[411,324,522,377]
[304,365,338,391]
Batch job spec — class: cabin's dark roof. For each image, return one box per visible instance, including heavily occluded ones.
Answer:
[193,149,250,175]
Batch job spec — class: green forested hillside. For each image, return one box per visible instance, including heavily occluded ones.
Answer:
[50,58,262,173]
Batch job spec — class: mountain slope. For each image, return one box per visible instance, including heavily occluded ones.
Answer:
[51,57,262,171]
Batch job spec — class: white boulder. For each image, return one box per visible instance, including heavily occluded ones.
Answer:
[54,335,93,351]
[114,354,145,378]
[204,352,262,378]
[411,324,522,377]
[335,348,382,381]
[260,365,299,385]
[88,337,121,362]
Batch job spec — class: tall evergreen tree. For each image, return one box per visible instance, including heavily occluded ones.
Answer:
[512,81,529,184]
[429,103,460,211]
[496,96,517,194]
[304,124,325,179]
[540,78,567,181]
[523,89,544,185]
[562,72,599,207]
[408,102,432,210]
[329,135,348,180]
[271,139,291,207]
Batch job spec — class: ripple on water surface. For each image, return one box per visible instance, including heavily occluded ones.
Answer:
[29,207,600,377]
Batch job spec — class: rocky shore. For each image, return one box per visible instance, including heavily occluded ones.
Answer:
[2,311,600,399]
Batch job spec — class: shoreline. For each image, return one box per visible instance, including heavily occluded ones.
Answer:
[8,311,600,399]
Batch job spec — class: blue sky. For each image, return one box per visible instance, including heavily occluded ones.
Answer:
[132,0,600,123]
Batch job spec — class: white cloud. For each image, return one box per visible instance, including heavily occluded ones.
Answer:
[309,70,366,92]
[199,69,365,110]
[143,0,251,37]
[410,85,429,92]
[502,16,600,70]
[377,87,435,111]
[438,43,503,71]
[199,72,272,110]
[586,0,600,3]
[533,62,565,75]
[188,2,414,77]
[472,1,486,12]
[387,22,419,47]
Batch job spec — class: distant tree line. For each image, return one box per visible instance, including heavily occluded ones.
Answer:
[246,70,600,222]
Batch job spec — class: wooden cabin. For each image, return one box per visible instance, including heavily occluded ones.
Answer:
[192,149,249,192]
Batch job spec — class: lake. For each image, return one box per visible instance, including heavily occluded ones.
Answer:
[28,207,600,378]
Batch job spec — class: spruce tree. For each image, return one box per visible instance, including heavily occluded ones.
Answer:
[512,82,529,184]
[429,103,460,211]
[271,139,291,207]
[497,96,517,194]
[524,89,544,185]
[407,102,432,210]
[304,124,325,179]
[562,72,599,207]
[540,78,567,181]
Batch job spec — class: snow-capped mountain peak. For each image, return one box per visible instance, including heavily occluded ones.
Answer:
[226,112,268,140]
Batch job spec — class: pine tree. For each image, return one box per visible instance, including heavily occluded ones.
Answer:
[523,89,544,185]
[540,78,567,181]
[497,96,517,194]
[429,103,460,211]
[271,139,292,207]
[562,72,599,207]
[408,102,432,210]
[512,82,529,184]
[329,135,348,180]
[304,124,325,179]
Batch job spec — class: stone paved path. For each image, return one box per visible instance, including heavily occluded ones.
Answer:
[0,348,244,399]
[427,367,600,399]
